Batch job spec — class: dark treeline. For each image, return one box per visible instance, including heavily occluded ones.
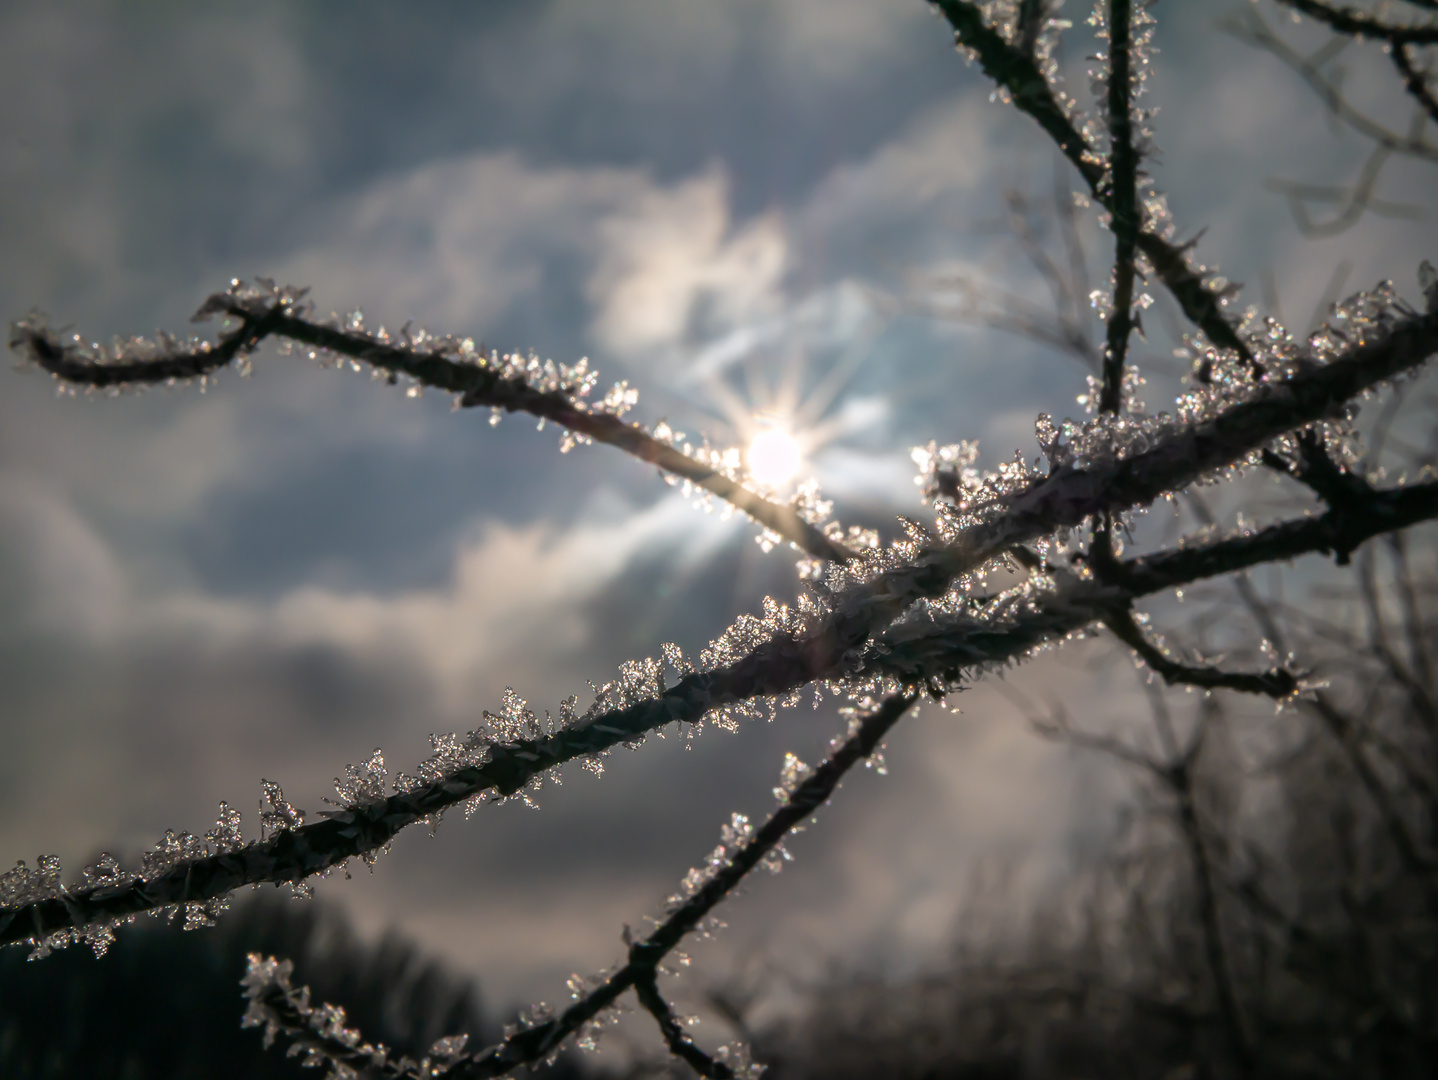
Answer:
[0,894,561,1080]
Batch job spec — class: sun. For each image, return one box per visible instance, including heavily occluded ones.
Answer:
[746,425,804,489]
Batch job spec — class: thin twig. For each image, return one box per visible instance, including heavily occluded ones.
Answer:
[1392,42,1438,127]
[1275,0,1438,46]
[244,692,917,1079]
[1103,605,1298,699]
[1100,0,1140,414]
[9,296,854,565]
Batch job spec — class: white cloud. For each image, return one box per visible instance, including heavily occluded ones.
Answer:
[270,151,646,334]
[588,167,787,356]
[4,478,717,717]
[0,474,128,639]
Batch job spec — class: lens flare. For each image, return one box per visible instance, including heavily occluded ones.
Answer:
[746,426,803,489]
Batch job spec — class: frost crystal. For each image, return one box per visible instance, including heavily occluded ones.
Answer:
[671,812,756,907]
[259,781,306,835]
[333,749,387,807]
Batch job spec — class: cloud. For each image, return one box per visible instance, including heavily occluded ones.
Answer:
[9,481,709,717]
[0,474,128,639]
[268,152,648,339]
[589,168,787,356]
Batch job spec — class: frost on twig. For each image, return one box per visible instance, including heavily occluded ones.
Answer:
[3,287,1437,952]
[240,691,915,1079]
[7,281,852,564]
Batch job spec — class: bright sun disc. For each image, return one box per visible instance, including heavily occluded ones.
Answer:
[747,427,803,488]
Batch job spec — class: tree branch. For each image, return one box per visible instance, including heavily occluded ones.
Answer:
[240,692,917,1079]
[1275,0,1438,46]
[634,973,734,1079]
[1228,6,1438,163]
[872,475,1438,688]
[8,287,854,565]
[3,295,1436,948]
[1392,41,1438,127]
[1100,0,1140,414]
[1103,605,1298,699]
[934,1,1256,363]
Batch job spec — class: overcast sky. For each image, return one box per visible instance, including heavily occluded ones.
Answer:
[1,0,1434,1031]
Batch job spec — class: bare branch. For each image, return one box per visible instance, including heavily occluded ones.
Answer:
[935,1,1257,362]
[1275,0,1438,46]
[1392,41,1438,126]
[242,691,916,1079]
[1228,6,1438,164]
[5,394,1435,951]
[634,974,734,1080]
[1304,693,1437,876]
[1103,605,1298,699]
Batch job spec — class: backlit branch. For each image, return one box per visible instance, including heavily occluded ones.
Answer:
[1100,0,1141,414]
[8,288,854,565]
[871,475,1438,688]
[1275,0,1438,47]
[934,0,1255,363]
[240,692,918,1079]
[1393,41,1438,126]
[4,301,1437,950]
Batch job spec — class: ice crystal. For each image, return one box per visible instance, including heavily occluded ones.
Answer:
[333,749,387,808]
[670,812,756,908]
[183,896,231,930]
[205,802,244,852]
[911,439,980,507]
[259,781,306,835]
[0,855,62,908]
[142,829,206,877]
[484,688,543,743]
[773,753,812,802]
[714,1040,768,1080]
[429,1033,469,1060]
[79,852,129,891]
[241,954,397,1079]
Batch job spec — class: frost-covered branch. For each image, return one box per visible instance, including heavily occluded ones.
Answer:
[633,973,734,1080]
[4,298,1437,951]
[935,0,1254,363]
[1393,41,1438,126]
[1305,693,1437,876]
[871,473,1438,688]
[8,285,854,564]
[1099,0,1141,413]
[240,692,917,1079]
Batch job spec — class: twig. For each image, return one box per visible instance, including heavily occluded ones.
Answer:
[1100,0,1140,414]
[1228,6,1438,164]
[1275,0,1438,46]
[241,692,918,1078]
[9,292,854,565]
[935,1,1257,363]
[1103,605,1298,699]
[1392,42,1438,127]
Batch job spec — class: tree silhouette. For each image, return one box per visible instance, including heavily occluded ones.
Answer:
[3,2,1438,1077]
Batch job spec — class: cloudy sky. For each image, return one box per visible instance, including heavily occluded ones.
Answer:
[1,0,1434,1030]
